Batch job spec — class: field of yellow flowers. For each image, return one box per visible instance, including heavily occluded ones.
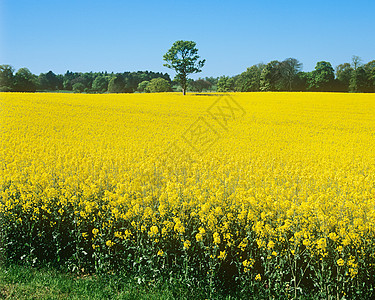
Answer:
[1,92,375,298]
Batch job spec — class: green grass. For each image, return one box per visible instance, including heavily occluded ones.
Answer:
[0,264,184,300]
[0,264,249,300]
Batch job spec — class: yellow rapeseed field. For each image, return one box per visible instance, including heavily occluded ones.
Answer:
[1,92,375,297]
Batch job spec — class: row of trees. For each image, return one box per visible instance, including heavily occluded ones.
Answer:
[162,41,374,94]
[0,65,172,93]
[1,57,374,94]
[217,56,375,93]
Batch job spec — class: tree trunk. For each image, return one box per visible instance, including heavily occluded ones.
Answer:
[181,73,187,95]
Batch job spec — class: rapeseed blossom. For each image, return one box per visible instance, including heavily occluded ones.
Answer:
[1,92,375,295]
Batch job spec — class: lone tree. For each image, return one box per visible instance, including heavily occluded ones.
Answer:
[163,40,205,95]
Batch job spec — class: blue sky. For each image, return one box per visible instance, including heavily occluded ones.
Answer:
[1,0,374,79]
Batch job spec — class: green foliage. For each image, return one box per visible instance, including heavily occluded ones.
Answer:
[204,76,219,86]
[235,64,264,92]
[38,71,63,91]
[3,56,375,94]
[14,68,38,92]
[189,79,212,92]
[259,58,302,92]
[217,76,234,92]
[163,40,205,95]
[2,194,374,299]
[137,81,150,92]
[335,63,353,92]
[60,70,170,93]
[349,67,367,93]
[92,76,109,93]
[0,264,183,299]
[144,78,171,93]
[63,71,76,90]
[293,72,308,91]
[279,58,303,91]
[351,55,362,71]
[108,76,125,93]
[307,61,335,91]
[72,82,85,93]
[260,61,281,91]
[363,60,375,92]
[70,74,92,92]
[0,65,15,92]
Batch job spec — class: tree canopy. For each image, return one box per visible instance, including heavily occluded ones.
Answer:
[0,66,170,93]
[145,78,171,93]
[163,40,205,95]
[307,61,335,92]
[14,68,38,92]
[1,55,375,93]
[0,65,15,92]
[217,76,235,92]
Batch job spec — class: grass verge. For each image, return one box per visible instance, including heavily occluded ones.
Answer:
[0,264,186,300]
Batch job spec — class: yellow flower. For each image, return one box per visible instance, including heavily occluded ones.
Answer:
[149,225,159,237]
[196,233,203,242]
[238,238,248,251]
[174,221,185,234]
[3,90,375,290]
[213,232,221,244]
[183,240,191,250]
[124,230,132,239]
[199,227,206,235]
[316,238,327,251]
[218,251,226,260]
[267,240,275,249]
[243,258,255,268]
[302,239,310,247]
[255,274,261,281]
[157,249,164,256]
[114,231,122,239]
[337,258,345,267]
[349,267,358,278]
[328,232,338,242]
[106,240,114,247]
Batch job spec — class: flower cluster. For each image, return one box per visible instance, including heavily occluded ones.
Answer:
[1,92,375,297]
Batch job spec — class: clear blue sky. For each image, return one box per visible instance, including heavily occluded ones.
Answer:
[1,0,374,79]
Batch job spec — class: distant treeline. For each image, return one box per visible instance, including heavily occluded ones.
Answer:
[0,67,172,93]
[217,57,375,93]
[1,56,374,93]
